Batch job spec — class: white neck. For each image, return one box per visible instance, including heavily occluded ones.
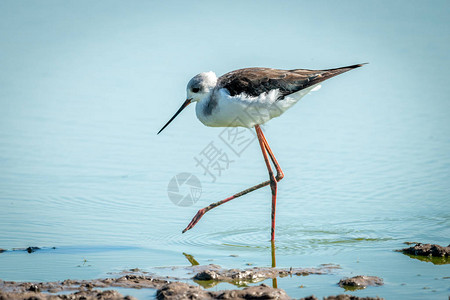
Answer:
[195,92,215,126]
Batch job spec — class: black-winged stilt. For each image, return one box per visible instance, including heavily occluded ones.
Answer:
[158,63,366,241]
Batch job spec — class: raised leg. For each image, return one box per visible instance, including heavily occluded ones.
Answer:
[182,179,272,233]
[182,125,284,239]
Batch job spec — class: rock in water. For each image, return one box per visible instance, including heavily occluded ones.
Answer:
[338,275,384,289]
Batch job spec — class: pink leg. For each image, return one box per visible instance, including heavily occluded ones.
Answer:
[256,126,284,182]
[182,125,284,240]
[255,125,283,241]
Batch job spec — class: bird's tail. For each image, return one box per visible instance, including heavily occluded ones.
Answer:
[323,62,368,77]
[326,63,368,72]
[299,63,368,88]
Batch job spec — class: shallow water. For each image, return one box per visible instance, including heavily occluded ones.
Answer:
[1,1,449,299]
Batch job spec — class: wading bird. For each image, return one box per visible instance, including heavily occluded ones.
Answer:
[158,64,365,241]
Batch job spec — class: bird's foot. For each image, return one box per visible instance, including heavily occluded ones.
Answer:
[182,208,206,233]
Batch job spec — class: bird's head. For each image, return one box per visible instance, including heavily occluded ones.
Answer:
[186,71,217,102]
[158,72,217,134]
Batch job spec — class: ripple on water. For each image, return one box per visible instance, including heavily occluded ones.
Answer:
[163,222,395,257]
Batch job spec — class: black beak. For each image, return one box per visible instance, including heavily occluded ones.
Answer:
[157,98,192,134]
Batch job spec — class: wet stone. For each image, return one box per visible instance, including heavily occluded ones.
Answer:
[400,243,450,257]
[193,270,220,281]
[28,284,40,292]
[323,295,384,300]
[129,268,140,272]
[156,282,207,300]
[301,296,385,300]
[81,282,94,290]
[216,284,289,299]
[338,276,384,289]
[156,282,290,300]
[26,247,40,253]
[300,296,319,300]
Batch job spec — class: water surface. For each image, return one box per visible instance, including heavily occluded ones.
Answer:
[1,1,449,299]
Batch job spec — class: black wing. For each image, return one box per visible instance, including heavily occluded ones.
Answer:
[216,64,365,99]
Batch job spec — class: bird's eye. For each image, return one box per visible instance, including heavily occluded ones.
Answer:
[192,87,200,93]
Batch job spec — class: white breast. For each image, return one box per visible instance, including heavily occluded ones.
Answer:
[196,84,321,128]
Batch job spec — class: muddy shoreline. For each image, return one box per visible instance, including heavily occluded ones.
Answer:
[3,242,448,299]
[0,264,384,300]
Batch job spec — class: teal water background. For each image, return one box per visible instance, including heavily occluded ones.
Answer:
[1,1,449,299]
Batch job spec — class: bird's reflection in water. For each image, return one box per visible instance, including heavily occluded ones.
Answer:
[271,240,278,288]
[183,252,200,266]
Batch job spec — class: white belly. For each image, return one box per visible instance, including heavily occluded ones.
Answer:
[196,84,320,128]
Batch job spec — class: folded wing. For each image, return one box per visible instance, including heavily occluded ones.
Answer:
[217,64,365,100]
